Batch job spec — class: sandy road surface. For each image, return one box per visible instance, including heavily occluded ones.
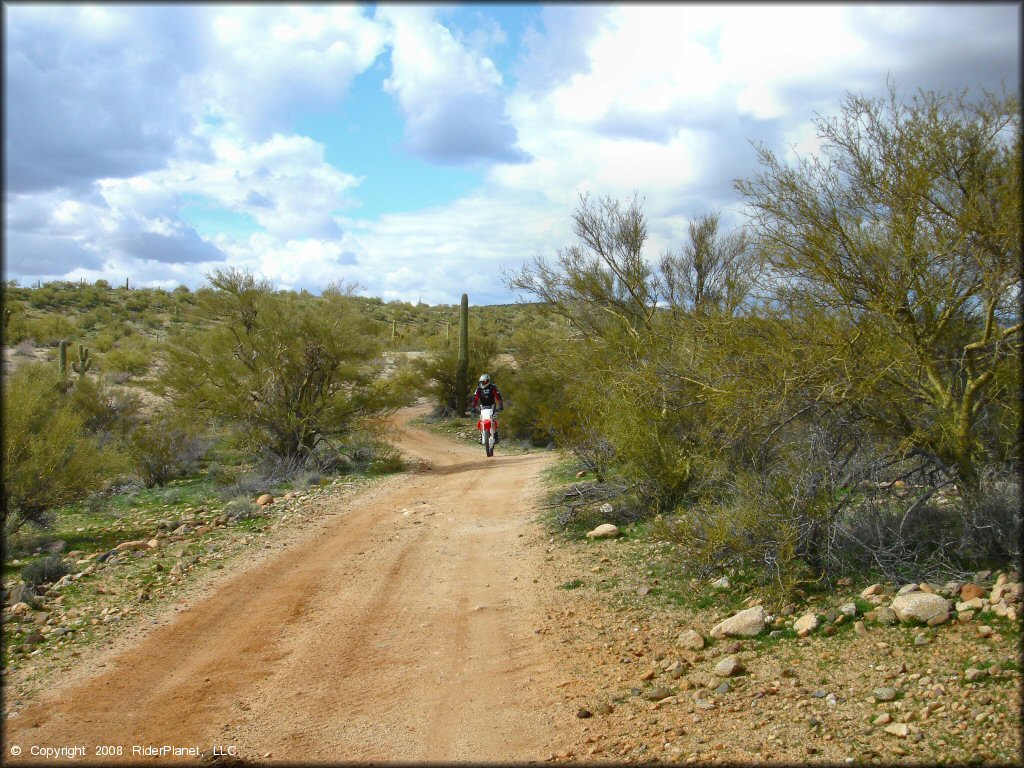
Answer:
[5,407,576,764]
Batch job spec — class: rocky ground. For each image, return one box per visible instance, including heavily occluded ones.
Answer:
[529,529,1022,764]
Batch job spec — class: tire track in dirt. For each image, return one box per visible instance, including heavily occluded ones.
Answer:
[4,407,575,763]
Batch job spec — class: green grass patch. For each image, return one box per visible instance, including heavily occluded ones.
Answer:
[559,578,585,590]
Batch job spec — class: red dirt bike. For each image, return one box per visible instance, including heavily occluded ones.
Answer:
[475,405,500,457]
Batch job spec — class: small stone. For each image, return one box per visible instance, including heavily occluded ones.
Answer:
[977,625,993,638]
[710,576,730,589]
[256,493,274,506]
[884,723,910,738]
[913,633,929,646]
[861,584,884,598]
[713,656,745,677]
[854,621,868,636]
[873,713,892,726]
[896,583,920,596]
[677,629,705,650]
[873,688,899,702]
[709,605,767,639]
[586,524,620,540]
[643,687,673,701]
[960,583,986,601]
[964,667,986,682]
[576,708,592,718]
[794,612,819,637]
[713,682,731,695]
[926,611,950,626]
[958,610,975,623]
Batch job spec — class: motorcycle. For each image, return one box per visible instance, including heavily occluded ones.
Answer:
[476,405,499,457]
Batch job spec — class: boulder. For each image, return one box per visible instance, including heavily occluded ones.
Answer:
[115,540,149,552]
[709,605,768,639]
[891,593,950,624]
[586,524,620,539]
[256,494,274,507]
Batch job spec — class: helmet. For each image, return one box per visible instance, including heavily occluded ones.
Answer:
[479,374,490,386]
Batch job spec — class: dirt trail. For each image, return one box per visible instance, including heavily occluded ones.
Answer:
[5,407,575,763]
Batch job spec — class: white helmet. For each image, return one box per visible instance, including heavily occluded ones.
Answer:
[479,373,490,385]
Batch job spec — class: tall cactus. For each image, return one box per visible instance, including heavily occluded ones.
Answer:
[456,294,469,415]
[71,343,92,377]
[58,339,68,376]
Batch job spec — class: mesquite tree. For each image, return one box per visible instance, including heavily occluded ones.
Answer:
[735,81,1021,491]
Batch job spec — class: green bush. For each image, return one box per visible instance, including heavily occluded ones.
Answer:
[2,363,129,533]
[102,345,151,376]
[221,497,264,521]
[131,414,209,488]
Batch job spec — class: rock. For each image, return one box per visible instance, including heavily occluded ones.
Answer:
[6,583,37,607]
[576,708,592,718]
[977,625,993,638]
[586,524,620,539]
[115,540,149,552]
[956,597,986,612]
[942,581,964,597]
[23,632,45,645]
[677,629,705,650]
[643,686,673,701]
[10,602,30,616]
[194,525,211,535]
[960,583,986,601]
[46,539,67,554]
[913,633,929,646]
[861,583,884,598]
[918,582,936,594]
[147,539,160,549]
[864,610,897,626]
[884,723,910,738]
[873,713,893,726]
[171,525,191,536]
[598,503,613,516]
[891,593,950,623]
[713,656,745,677]
[256,493,274,507]
[794,612,819,637]
[640,668,657,681]
[896,583,920,596]
[854,621,869,636]
[837,602,857,617]
[957,610,975,623]
[713,682,731,695]
[710,576,730,589]
[169,564,183,576]
[873,687,899,702]
[575,471,587,479]
[709,605,768,639]
[964,667,986,682]
[926,611,950,626]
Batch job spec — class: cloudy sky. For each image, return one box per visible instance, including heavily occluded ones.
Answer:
[3,3,1019,305]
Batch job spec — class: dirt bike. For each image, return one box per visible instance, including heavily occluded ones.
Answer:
[476,405,499,457]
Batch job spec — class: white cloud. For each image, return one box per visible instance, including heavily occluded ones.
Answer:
[375,5,527,164]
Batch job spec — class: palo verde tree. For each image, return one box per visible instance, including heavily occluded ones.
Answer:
[162,268,399,464]
[735,81,1021,493]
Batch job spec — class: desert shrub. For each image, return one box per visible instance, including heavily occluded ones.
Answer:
[101,345,151,376]
[218,474,268,502]
[23,314,78,346]
[3,363,128,533]
[67,375,143,438]
[221,497,264,521]
[131,414,210,488]
[20,555,71,587]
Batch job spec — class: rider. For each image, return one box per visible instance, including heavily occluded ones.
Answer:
[471,373,504,442]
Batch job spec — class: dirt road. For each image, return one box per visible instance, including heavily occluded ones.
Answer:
[5,407,576,763]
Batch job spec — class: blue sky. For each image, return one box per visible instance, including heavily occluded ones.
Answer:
[3,3,1019,305]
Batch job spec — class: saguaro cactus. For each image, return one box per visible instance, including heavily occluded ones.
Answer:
[71,343,92,377]
[456,294,469,414]
[59,339,68,376]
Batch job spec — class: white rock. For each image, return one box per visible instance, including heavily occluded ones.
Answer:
[837,602,857,617]
[586,524,620,539]
[891,593,950,623]
[896,583,920,596]
[711,576,730,589]
[713,656,746,677]
[709,605,767,639]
